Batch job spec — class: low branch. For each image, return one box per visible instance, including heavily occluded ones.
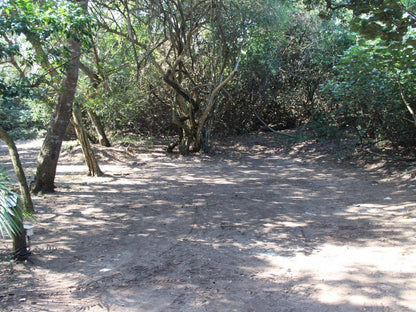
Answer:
[193,49,243,151]
[2,34,25,79]
[163,69,199,111]
[24,32,59,78]
[197,48,242,137]
[98,21,165,75]
[79,62,101,87]
[255,113,296,138]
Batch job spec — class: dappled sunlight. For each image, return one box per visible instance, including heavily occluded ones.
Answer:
[1,135,416,311]
[56,164,89,175]
[255,244,416,308]
[343,201,416,224]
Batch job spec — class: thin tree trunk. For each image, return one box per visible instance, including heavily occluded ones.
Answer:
[0,127,34,213]
[194,58,240,151]
[86,108,111,147]
[31,0,88,193]
[71,105,104,177]
[397,76,416,128]
[78,63,111,147]
[12,203,30,261]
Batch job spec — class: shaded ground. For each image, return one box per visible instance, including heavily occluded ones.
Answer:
[0,133,415,311]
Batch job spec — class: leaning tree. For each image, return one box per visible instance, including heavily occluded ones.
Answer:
[10,0,92,193]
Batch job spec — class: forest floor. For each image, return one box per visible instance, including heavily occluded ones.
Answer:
[0,132,415,312]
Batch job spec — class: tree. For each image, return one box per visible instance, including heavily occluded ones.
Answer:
[216,2,353,135]
[2,0,102,190]
[0,128,33,213]
[71,103,104,176]
[92,0,244,155]
[0,75,34,215]
[321,0,416,41]
[31,36,83,192]
[0,5,37,212]
[26,0,91,193]
[0,92,34,260]
[79,62,111,147]
[155,0,242,154]
[321,36,416,146]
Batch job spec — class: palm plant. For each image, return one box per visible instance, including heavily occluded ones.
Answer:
[0,169,24,239]
[0,168,34,260]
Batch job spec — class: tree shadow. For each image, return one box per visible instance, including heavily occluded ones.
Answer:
[0,136,415,311]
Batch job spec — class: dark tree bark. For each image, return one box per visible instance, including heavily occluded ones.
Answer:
[164,60,239,155]
[12,205,30,261]
[31,0,88,193]
[31,38,81,193]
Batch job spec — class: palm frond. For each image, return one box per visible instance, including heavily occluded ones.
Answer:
[0,169,25,239]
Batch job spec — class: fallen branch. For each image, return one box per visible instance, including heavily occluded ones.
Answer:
[255,113,296,138]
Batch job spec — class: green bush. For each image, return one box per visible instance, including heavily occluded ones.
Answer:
[321,38,416,147]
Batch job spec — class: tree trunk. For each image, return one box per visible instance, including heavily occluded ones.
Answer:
[201,120,212,153]
[0,127,34,213]
[194,65,238,151]
[71,105,104,176]
[31,0,87,193]
[86,108,111,147]
[164,48,240,156]
[12,204,30,261]
[179,128,192,156]
[0,128,32,259]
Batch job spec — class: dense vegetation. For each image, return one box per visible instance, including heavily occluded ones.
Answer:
[2,0,415,149]
[0,0,413,187]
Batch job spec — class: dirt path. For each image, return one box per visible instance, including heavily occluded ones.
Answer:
[0,134,415,311]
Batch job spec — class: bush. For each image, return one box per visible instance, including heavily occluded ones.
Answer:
[321,39,416,147]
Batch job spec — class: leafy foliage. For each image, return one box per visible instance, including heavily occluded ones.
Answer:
[221,4,353,134]
[324,44,415,145]
[319,6,416,147]
[0,169,24,239]
[0,0,93,138]
[0,76,43,138]
[1,0,416,152]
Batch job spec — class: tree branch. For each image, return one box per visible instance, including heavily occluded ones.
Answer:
[397,75,416,128]
[79,62,101,87]
[325,0,354,10]
[163,69,199,111]
[195,48,243,148]
[255,113,296,138]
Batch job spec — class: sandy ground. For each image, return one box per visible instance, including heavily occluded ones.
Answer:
[0,133,415,312]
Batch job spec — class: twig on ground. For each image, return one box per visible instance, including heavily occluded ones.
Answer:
[255,113,296,138]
